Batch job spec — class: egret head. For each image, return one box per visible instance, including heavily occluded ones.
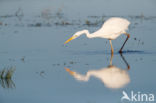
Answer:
[64,30,90,44]
[64,30,86,44]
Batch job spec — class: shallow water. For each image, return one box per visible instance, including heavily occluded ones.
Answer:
[0,0,156,103]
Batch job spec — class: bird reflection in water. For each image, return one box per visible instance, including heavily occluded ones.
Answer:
[0,67,16,89]
[65,53,130,89]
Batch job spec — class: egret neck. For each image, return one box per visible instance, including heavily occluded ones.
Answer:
[78,30,96,38]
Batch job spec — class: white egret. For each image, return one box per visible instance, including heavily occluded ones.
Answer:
[64,17,130,53]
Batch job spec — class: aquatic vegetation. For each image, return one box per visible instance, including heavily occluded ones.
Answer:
[69,61,74,64]
[55,20,71,26]
[27,22,42,27]
[0,14,14,18]
[0,12,156,28]
[0,67,15,79]
[35,23,42,27]
[85,20,90,25]
[0,67,16,89]
[85,19,99,26]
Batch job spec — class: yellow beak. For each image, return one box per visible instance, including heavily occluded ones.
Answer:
[64,67,75,75]
[64,36,74,44]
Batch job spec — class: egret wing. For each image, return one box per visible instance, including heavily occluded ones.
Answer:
[92,17,130,39]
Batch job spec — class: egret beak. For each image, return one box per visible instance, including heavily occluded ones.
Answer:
[64,36,74,44]
[64,67,75,75]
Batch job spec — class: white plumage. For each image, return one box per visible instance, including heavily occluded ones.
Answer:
[64,17,131,53]
[93,17,130,39]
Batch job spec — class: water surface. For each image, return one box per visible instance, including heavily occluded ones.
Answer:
[0,0,156,103]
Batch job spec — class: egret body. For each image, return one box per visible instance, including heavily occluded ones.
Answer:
[64,17,130,53]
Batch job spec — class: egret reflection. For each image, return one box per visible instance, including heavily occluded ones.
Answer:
[65,53,130,89]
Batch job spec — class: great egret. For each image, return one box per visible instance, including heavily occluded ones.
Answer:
[65,53,130,89]
[64,17,130,53]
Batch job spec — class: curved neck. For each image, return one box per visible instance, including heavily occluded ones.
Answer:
[80,30,95,38]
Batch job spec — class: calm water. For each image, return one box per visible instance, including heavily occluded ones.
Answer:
[0,0,156,103]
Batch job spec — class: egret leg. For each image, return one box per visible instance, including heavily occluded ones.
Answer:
[119,33,130,53]
[109,40,114,54]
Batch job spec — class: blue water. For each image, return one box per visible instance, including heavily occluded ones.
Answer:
[0,0,156,103]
